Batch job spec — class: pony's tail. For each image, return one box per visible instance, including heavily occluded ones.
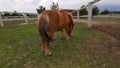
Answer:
[38,14,51,42]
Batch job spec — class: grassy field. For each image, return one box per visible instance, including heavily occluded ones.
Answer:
[93,18,120,25]
[80,18,120,25]
[0,21,120,68]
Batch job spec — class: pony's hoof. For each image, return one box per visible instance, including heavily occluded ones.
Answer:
[67,37,71,40]
[45,51,52,56]
[47,51,52,56]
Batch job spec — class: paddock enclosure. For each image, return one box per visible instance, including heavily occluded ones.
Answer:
[0,15,120,67]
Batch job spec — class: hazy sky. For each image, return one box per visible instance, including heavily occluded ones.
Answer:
[0,0,120,13]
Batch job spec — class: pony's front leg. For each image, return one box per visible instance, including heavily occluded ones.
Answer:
[65,28,71,40]
[66,34,71,40]
[60,30,64,39]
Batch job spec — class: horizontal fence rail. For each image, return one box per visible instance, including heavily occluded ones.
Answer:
[2,16,37,21]
[0,12,37,27]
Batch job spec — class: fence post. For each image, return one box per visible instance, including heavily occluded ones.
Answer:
[0,13,4,27]
[88,2,92,28]
[77,10,80,22]
[23,14,28,24]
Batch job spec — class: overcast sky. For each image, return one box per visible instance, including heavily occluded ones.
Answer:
[0,0,120,13]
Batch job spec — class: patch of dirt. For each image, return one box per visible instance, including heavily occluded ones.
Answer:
[79,19,120,41]
[93,24,120,41]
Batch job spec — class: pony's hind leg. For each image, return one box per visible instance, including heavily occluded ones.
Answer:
[41,39,51,56]
[44,41,51,56]
[41,39,45,53]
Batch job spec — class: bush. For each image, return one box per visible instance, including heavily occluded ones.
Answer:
[100,9,110,14]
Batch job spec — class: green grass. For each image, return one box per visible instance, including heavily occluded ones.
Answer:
[0,23,119,68]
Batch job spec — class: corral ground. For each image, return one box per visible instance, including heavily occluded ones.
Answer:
[0,18,120,68]
[93,18,120,41]
[80,18,120,41]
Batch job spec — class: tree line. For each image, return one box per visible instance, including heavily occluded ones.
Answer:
[37,2,112,15]
[79,5,110,15]
[1,11,37,16]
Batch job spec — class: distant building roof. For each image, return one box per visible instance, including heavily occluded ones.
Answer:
[61,9,77,16]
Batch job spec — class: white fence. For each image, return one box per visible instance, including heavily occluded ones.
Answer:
[69,0,100,28]
[0,12,37,27]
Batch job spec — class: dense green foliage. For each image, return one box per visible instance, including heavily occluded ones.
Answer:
[92,5,99,15]
[79,5,88,15]
[50,2,59,10]
[2,12,23,16]
[36,6,46,14]
[100,9,110,14]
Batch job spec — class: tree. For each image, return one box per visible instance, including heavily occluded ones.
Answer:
[12,11,22,16]
[3,12,11,16]
[3,11,22,16]
[110,11,120,14]
[79,5,88,15]
[50,2,59,10]
[92,5,99,15]
[100,9,110,14]
[36,6,46,14]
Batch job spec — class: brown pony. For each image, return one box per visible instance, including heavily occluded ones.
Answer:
[38,10,74,56]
